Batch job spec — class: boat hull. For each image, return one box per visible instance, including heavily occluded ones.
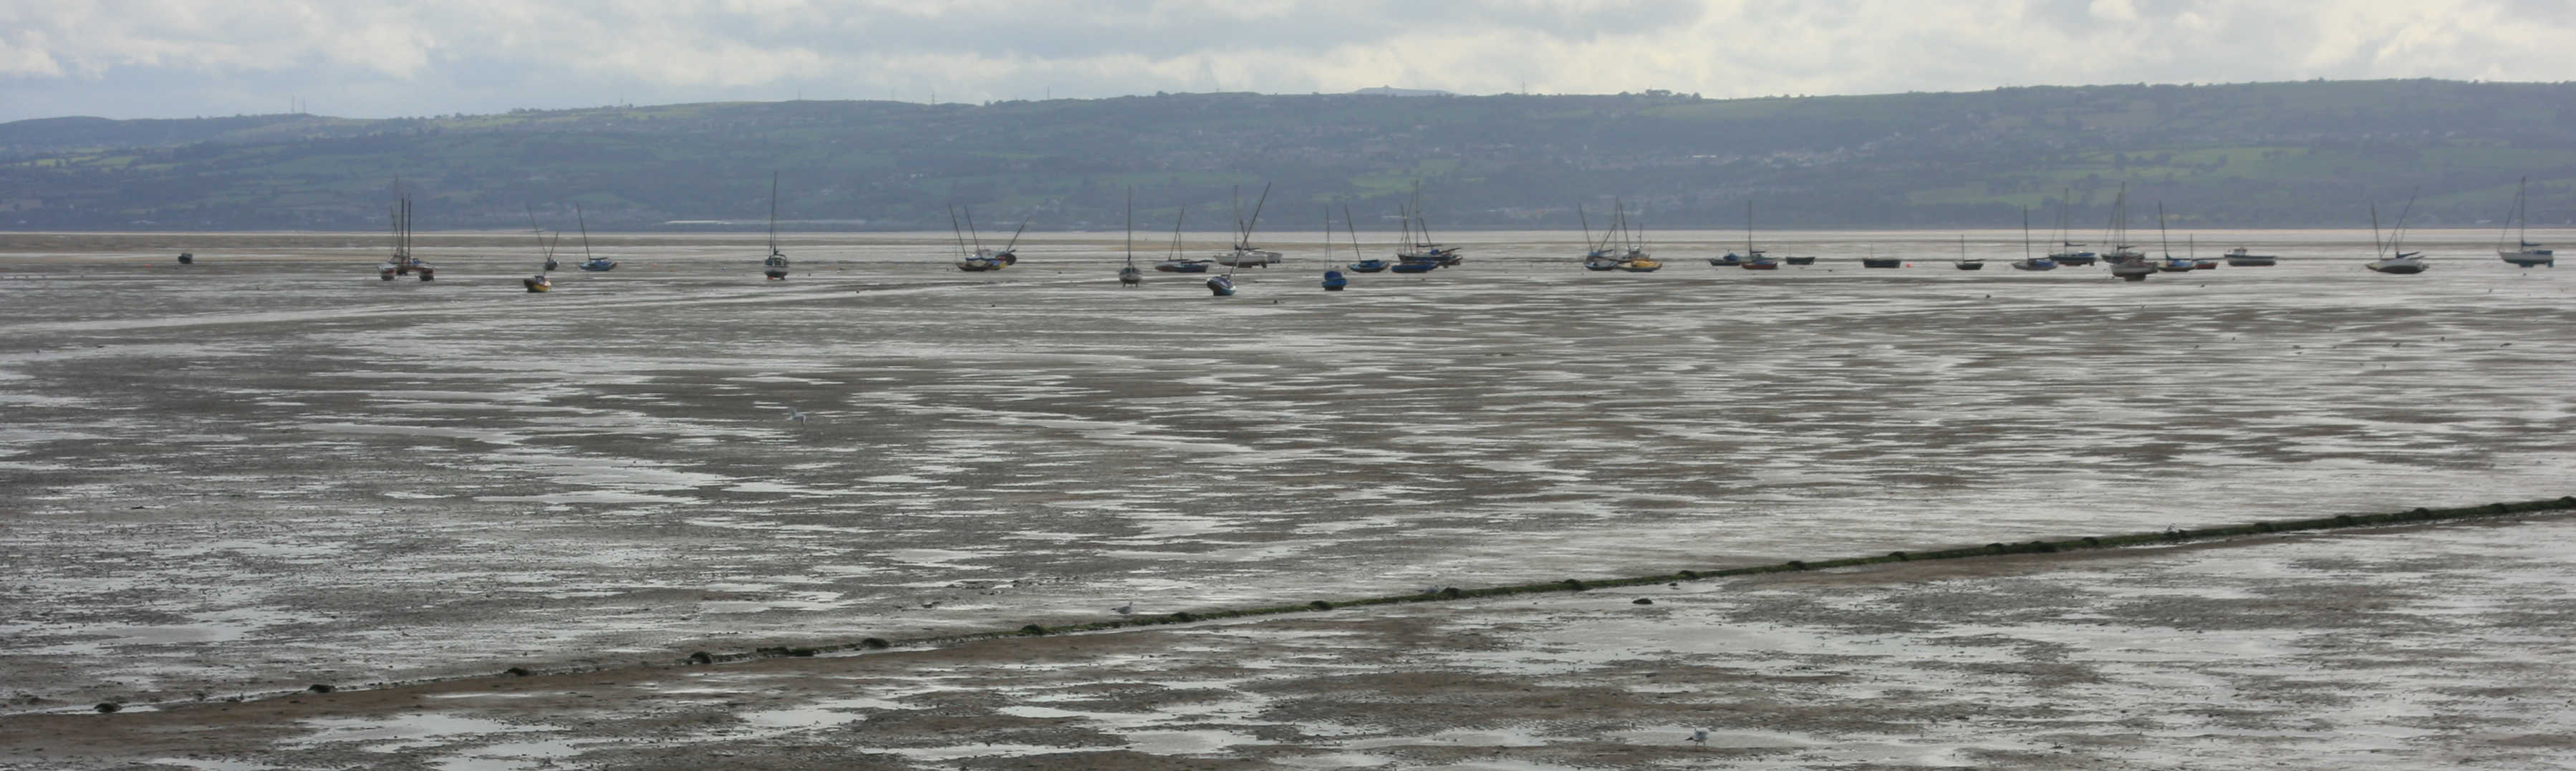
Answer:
[1389,262,1438,273]
[523,278,551,293]
[2500,250,2555,267]
[1155,261,1211,273]
[1954,261,1984,271]
[2366,263,2427,274]
[2051,253,2098,266]
[577,262,616,271]
[1207,277,1236,296]
[2226,257,2276,267]
[1346,261,1390,273]
[1784,256,1816,266]
[1861,258,1901,268]
[2010,260,2056,271]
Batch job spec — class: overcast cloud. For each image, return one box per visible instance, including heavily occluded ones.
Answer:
[3,0,2572,122]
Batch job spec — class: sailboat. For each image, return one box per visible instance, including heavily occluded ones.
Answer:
[1578,203,1623,271]
[2100,183,2146,266]
[1207,243,1240,296]
[2497,177,2556,267]
[379,184,431,281]
[2224,247,2277,266]
[1214,184,1282,268]
[761,173,790,280]
[951,205,1024,271]
[524,206,557,292]
[1719,201,1778,268]
[1860,244,1900,268]
[1320,208,1349,291]
[527,207,561,272]
[1118,189,1144,286]
[2010,207,2057,271]
[2149,204,2198,274]
[572,205,616,271]
[1394,181,1462,267]
[2104,185,2155,280]
[2047,188,2098,266]
[1954,236,1984,270]
[1609,202,1660,271]
[2366,192,2428,274]
[1153,205,1211,273]
[1338,203,1389,273]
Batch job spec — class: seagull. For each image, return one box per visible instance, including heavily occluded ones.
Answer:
[783,407,808,424]
[1111,601,1134,615]
[1687,728,1709,747]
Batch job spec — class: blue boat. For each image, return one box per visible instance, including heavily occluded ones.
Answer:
[579,257,617,271]
[1321,268,1347,291]
[1207,274,1236,296]
[1346,259,1391,273]
[1389,260,1437,273]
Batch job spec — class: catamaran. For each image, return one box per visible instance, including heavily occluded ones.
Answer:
[2497,177,2555,267]
[1214,184,1282,268]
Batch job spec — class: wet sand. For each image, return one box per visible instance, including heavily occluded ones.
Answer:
[7,515,2575,769]
[4,230,2574,768]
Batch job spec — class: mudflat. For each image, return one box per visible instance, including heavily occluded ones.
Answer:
[4,231,2572,768]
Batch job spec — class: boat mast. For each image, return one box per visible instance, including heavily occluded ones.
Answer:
[2022,206,2032,263]
[1745,200,1754,256]
[2156,202,2170,258]
[767,172,780,257]
[1578,204,1596,254]
[1124,188,1135,268]
[1342,203,1366,261]
[947,205,968,257]
[575,205,594,263]
[1240,183,1271,250]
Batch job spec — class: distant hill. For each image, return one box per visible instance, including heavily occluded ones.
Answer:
[4,79,2573,231]
[1350,87,1454,97]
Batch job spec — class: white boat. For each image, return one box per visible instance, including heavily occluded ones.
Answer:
[2497,177,2555,267]
[1213,184,1281,267]
[2365,193,2428,275]
[761,173,789,280]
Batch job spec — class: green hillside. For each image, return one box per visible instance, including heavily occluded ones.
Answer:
[4,79,2573,231]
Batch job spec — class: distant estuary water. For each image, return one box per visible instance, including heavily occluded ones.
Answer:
[1,228,2571,704]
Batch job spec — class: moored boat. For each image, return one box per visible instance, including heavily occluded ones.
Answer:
[2222,248,2276,267]
[523,273,552,293]
[2497,177,2556,267]
[761,173,790,280]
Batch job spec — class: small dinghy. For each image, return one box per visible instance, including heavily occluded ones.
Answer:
[1322,268,1347,291]
[175,252,193,265]
[523,273,552,293]
[1206,273,1236,296]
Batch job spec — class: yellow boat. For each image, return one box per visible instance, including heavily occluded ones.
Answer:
[1616,256,1663,272]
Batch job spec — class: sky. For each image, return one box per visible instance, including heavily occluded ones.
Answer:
[4,0,2574,122]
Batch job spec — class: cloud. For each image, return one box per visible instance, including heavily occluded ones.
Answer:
[2,0,2572,121]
